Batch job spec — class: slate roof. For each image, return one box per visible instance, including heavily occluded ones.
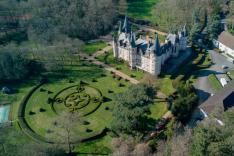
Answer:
[199,80,234,114]
[167,34,178,45]
[218,31,234,50]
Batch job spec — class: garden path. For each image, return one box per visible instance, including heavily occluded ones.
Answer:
[80,44,172,124]
[80,44,168,99]
[131,23,168,36]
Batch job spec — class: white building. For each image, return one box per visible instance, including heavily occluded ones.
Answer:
[213,31,234,61]
[113,16,187,76]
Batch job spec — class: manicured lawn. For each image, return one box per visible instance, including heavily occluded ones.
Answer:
[157,76,175,96]
[5,58,167,154]
[97,50,145,80]
[228,70,234,80]
[82,41,107,55]
[149,101,167,119]
[24,65,131,142]
[228,28,234,36]
[208,74,222,91]
[123,0,160,22]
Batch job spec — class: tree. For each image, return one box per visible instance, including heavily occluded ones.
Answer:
[50,111,83,154]
[189,108,234,156]
[111,84,156,136]
[207,14,222,40]
[0,43,30,81]
[25,0,117,43]
[171,82,198,122]
[0,127,65,156]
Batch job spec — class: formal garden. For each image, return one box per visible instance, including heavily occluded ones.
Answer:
[6,60,167,154]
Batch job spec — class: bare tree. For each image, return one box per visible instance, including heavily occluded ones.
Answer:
[50,111,83,154]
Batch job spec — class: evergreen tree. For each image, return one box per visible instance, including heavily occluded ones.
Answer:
[111,84,156,136]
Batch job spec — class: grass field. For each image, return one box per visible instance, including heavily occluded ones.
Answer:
[228,70,234,80]
[208,74,222,91]
[3,57,167,154]
[97,50,145,80]
[157,76,175,96]
[82,41,107,55]
[121,0,160,22]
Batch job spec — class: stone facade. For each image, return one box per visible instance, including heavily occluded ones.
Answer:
[113,16,187,76]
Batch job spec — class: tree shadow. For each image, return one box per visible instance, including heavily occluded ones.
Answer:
[195,88,211,104]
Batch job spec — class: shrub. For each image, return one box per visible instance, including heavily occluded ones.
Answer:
[47,90,53,94]
[117,77,122,81]
[108,90,113,93]
[105,106,109,110]
[69,79,74,83]
[125,79,129,82]
[53,121,58,126]
[148,139,157,152]
[101,73,106,77]
[29,111,36,115]
[83,121,90,125]
[172,75,184,88]
[40,88,46,92]
[86,128,93,133]
[39,108,46,112]
[116,67,121,70]
[130,74,136,78]
[47,97,54,104]
[110,71,114,74]
[112,75,116,78]
[92,79,97,82]
[118,83,125,87]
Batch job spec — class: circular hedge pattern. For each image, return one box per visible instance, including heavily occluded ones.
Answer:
[52,85,103,116]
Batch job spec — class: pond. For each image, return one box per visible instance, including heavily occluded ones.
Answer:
[0,105,10,124]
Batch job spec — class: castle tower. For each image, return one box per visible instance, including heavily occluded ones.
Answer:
[178,25,187,51]
[118,21,122,35]
[152,34,162,76]
[129,32,137,69]
[113,36,118,58]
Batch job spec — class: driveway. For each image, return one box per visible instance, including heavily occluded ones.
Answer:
[194,50,234,104]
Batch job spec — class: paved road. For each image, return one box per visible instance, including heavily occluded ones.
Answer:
[194,50,234,104]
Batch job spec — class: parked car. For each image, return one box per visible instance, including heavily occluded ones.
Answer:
[222,65,228,69]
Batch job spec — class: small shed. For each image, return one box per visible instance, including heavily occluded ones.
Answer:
[1,87,11,94]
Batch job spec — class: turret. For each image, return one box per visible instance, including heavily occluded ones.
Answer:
[118,21,122,35]
[130,32,136,48]
[183,24,187,36]
[122,15,131,33]
[154,34,161,56]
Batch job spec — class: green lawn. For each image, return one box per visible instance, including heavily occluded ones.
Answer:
[228,28,234,36]
[97,50,145,80]
[157,76,175,96]
[5,57,167,154]
[149,101,167,119]
[228,70,234,80]
[122,0,160,22]
[24,66,131,142]
[208,74,222,91]
[82,41,107,55]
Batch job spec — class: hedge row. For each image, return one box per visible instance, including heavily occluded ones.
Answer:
[17,82,54,143]
[17,81,108,144]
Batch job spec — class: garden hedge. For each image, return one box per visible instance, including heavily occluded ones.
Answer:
[17,81,107,144]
